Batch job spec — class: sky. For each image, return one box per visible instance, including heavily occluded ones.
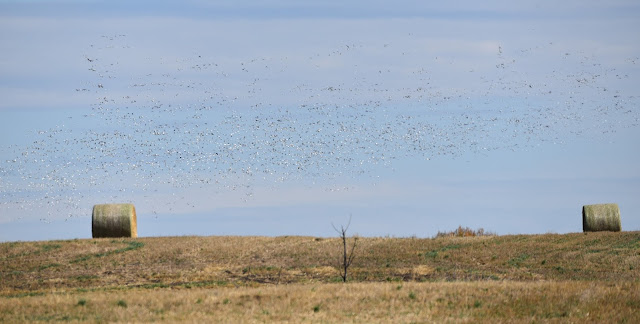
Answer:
[1,1,639,242]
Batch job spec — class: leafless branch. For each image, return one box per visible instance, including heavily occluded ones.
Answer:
[332,215,357,282]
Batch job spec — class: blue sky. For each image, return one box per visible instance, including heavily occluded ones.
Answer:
[1,1,639,242]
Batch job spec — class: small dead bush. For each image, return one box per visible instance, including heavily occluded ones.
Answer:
[435,226,496,238]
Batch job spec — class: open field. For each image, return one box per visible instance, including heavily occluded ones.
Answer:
[1,231,639,322]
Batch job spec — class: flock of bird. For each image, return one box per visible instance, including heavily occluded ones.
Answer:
[1,34,638,222]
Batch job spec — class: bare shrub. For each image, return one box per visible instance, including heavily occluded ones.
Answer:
[435,226,496,238]
[333,216,358,283]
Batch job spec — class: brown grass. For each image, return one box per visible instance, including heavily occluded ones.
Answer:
[1,281,638,323]
[1,231,639,322]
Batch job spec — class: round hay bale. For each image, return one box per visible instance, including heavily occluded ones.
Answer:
[582,203,621,232]
[92,203,138,238]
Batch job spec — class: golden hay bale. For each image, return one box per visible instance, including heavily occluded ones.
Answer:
[92,203,138,238]
[582,203,621,232]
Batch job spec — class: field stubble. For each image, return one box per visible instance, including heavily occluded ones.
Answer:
[1,231,639,322]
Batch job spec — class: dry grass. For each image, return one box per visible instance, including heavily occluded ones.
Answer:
[2,232,640,290]
[1,231,639,322]
[1,281,638,323]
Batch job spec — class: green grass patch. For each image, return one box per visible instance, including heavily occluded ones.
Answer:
[425,250,439,259]
[74,275,98,282]
[179,280,229,288]
[3,291,45,298]
[441,244,463,252]
[40,243,62,252]
[425,244,465,260]
[508,253,530,267]
[3,243,62,260]
[138,283,170,289]
[71,241,144,264]
[584,239,601,246]
[613,237,640,249]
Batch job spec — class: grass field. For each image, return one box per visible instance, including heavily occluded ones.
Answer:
[1,231,639,322]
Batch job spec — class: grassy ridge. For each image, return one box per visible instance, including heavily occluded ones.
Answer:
[1,232,639,322]
[2,232,639,291]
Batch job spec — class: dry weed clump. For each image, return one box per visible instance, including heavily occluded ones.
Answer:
[435,226,496,238]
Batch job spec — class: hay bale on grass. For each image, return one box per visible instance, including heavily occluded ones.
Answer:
[582,203,621,232]
[92,203,138,238]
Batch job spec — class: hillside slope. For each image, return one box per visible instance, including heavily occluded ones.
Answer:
[2,231,639,294]
[1,232,639,323]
